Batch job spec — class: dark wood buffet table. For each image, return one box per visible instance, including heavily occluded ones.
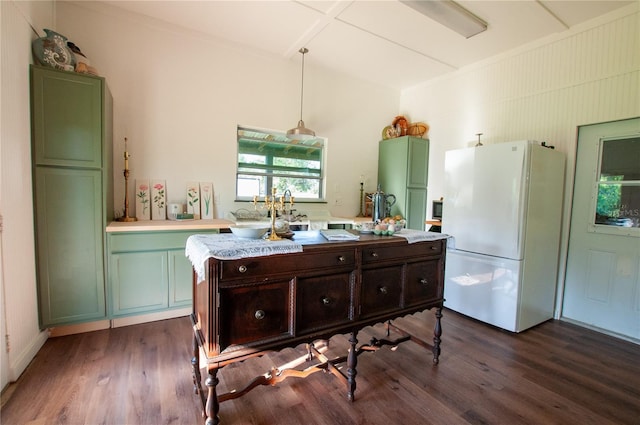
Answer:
[188,231,447,425]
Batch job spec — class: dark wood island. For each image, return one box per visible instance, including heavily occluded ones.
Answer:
[187,231,447,425]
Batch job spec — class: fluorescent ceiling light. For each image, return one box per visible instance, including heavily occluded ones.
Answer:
[400,0,488,39]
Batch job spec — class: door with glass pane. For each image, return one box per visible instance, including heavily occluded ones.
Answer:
[563,117,640,341]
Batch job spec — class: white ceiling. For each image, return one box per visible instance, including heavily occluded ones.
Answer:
[100,0,633,90]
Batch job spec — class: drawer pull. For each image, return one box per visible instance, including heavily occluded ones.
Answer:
[337,255,346,262]
[238,265,247,273]
[378,286,388,295]
[420,278,429,285]
[430,246,437,250]
[254,310,265,320]
[371,252,379,258]
[321,296,332,305]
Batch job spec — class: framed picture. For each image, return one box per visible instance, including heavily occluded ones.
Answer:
[200,182,214,219]
[186,182,200,219]
[135,179,150,221]
[151,179,166,220]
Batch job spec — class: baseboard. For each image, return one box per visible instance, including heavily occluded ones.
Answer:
[8,329,48,382]
[47,320,111,338]
[110,308,191,328]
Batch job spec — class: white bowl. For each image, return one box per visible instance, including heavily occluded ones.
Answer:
[229,225,269,239]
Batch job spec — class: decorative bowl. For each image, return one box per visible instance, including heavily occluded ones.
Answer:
[229,225,269,239]
[391,220,406,232]
[354,221,375,233]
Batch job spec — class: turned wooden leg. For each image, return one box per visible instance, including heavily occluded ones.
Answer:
[205,368,220,425]
[347,330,358,402]
[432,307,443,364]
[192,334,201,395]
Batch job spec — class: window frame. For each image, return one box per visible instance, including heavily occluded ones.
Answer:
[589,134,640,237]
[235,125,327,203]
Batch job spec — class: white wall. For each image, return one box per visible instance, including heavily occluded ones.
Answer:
[56,1,399,219]
[0,0,398,385]
[1,0,53,388]
[400,4,639,316]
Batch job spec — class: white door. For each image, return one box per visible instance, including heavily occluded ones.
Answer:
[562,118,640,342]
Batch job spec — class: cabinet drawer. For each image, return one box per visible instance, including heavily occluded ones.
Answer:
[362,240,442,264]
[360,266,403,318]
[220,250,355,281]
[405,260,442,306]
[296,272,353,334]
[219,280,292,347]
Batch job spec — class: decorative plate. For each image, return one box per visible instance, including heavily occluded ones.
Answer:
[382,125,398,140]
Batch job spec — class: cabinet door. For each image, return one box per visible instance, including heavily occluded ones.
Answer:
[406,188,427,230]
[110,251,168,316]
[407,138,429,188]
[378,137,409,219]
[168,249,192,307]
[31,66,103,168]
[35,167,105,326]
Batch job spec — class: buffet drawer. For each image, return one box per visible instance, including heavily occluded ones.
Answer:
[220,249,355,281]
[296,272,354,334]
[360,265,403,318]
[219,279,293,347]
[405,260,441,306]
[362,240,442,264]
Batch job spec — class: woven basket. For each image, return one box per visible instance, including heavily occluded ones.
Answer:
[407,123,429,137]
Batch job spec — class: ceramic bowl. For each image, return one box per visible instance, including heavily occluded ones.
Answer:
[354,221,375,233]
[229,225,269,239]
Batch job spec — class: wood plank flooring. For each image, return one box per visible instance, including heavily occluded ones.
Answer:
[2,309,639,425]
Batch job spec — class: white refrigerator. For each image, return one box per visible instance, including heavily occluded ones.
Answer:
[442,141,565,332]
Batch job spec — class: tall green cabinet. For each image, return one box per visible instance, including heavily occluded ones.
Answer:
[378,136,429,230]
[30,66,113,328]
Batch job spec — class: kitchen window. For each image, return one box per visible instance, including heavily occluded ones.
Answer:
[236,126,325,201]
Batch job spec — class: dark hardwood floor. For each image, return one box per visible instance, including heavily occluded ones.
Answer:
[2,308,639,425]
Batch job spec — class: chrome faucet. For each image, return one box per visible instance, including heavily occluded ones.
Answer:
[283,190,293,217]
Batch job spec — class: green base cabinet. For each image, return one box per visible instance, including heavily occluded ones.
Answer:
[378,136,429,230]
[107,230,218,318]
[30,66,113,327]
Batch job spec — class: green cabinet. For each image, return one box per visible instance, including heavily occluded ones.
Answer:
[378,136,429,230]
[107,230,219,318]
[30,66,113,327]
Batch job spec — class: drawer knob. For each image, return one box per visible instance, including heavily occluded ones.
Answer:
[337,255,346,262]
[420,278,429,285]
[321,296,332,305]
[238,265,247,273]
[254,310,265,320]
[430,246,437,250]
[378,286,388,295]
[371,252,379,258]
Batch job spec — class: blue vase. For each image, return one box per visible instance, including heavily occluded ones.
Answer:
[32,29,76,72]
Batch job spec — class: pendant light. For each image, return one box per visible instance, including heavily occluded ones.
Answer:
[287,47,315,140]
